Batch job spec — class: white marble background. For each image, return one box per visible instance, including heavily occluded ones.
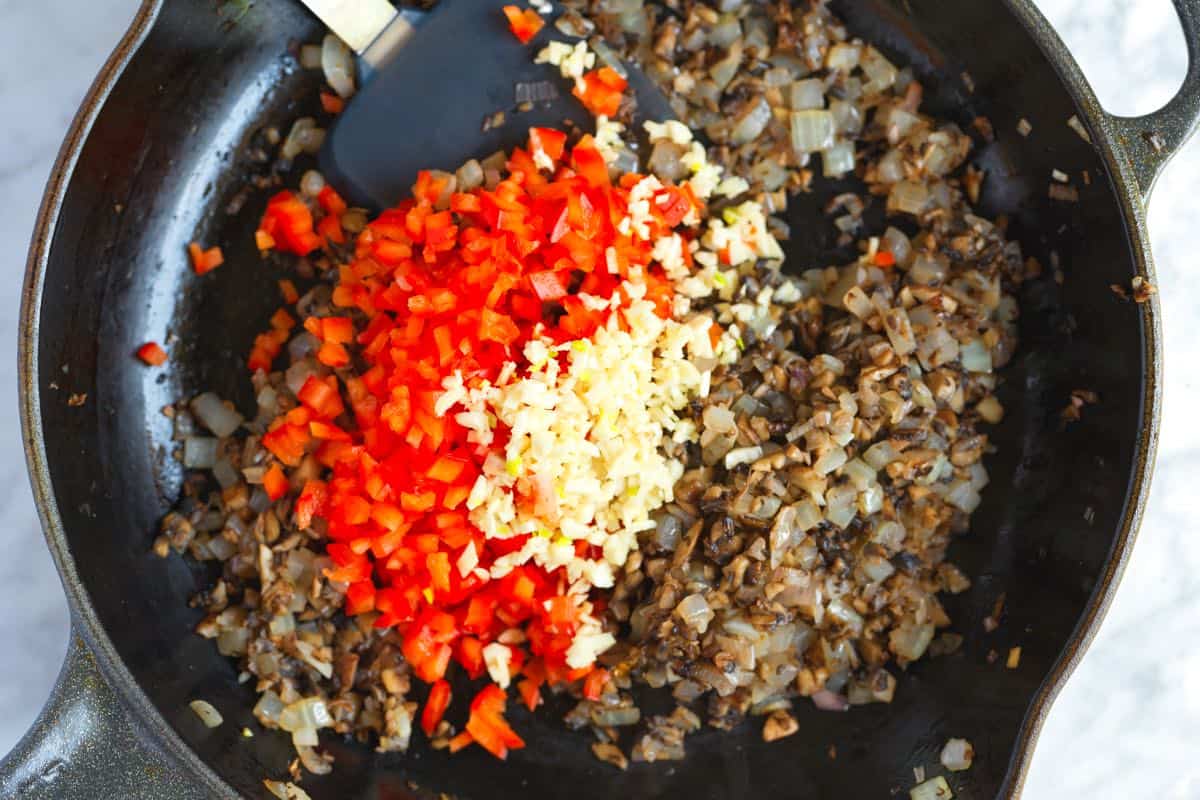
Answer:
[0,0,1196,797]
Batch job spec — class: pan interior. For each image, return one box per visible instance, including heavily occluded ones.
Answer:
[31,1,1145,797]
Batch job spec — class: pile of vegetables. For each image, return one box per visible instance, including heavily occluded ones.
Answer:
[242,128,728,757]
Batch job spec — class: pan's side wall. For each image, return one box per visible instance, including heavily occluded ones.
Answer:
[31,1,1146,798]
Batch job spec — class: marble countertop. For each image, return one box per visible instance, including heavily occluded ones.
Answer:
[0,1,1196,796]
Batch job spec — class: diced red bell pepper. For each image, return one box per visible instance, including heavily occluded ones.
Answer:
[582,667,610,701]
[259,191,321,256]
[421,679,452,737]
[345,580,376,615]
[502,5,544,44]
[278,279,300,304]
[262,463,290,501]
[320,91,345,115]
[455,635,486,678]
[465,685,524,759]
[529,127,567,164]
[136,341,167,366]
[572,68,627,118]
[188,242,224,275]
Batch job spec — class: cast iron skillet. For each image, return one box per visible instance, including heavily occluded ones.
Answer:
[2,0,1196,797]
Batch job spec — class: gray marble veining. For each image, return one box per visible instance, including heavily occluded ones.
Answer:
[0,1,1196,797]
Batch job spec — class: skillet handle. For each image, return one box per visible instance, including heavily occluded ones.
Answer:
[0,631,206,800]
[1103,0,1200,201]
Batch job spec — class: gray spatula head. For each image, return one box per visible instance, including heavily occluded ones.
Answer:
[319,0,676,209]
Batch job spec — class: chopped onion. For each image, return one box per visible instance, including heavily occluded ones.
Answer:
[883,307,916,356]
[321,34,355,99]
[873,520,906,550]
[889,180,930,215]
[190,393,243,438]
[279,697,333,733]
[960,338,993,373]
[940,737,974,772]
[750,157,790,191]
[702,404,737,433]
[890,621,935,661]
[300,170,326,198]
[264,781,313,800]
[861,553,895,582]
[824,484,857,528]
[287,333,320,364]
[876,149,906,184]
[825,43,861,71]
[811,689,849,712]
[652,513,682,551]
[217,628,250,656]
[269,613,295,636]
[674,593,714,633]
[842,458,876,490]
[731,98,771,145]
[292,727,318,748]
[822,140,855,177]
[789,79,825,110]
[708,16,742,48]
[294,641,334,679]
[297,127,325,155]
[917,325,959,371]
[183,437,220,469]
[648,141,688,183]
[882,226,912,266]
[858,484,884,515]
[725,445,764,469]
[763,67,793,88]
[944,480,981,513]
[790,110,836,154]
[861,47,898,92]
[280,117,316,161]
[885,108,922,141]
[829,98,862,134]
[976,395,1004,424]
[172,410,196,441]
[591,706,641,727]
[285,359,323,396]
[813,446,847,476]
[841,286,872,318]
[256,386,278,414]
[909,776,953,800]
[456,158,484,191]
[793,498,822,530]
[189,699,224,728]
[909,254,949,285]
[769,505,800,568]
[211,458,240,489]
[826,597,864,635]
[253,690,284,725]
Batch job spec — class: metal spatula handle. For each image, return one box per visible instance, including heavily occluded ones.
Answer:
[297,0,417,69]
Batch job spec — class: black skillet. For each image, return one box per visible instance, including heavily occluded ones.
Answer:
[2,0,1196,797]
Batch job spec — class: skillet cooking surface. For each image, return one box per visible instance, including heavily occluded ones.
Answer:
[32,0,1147,796]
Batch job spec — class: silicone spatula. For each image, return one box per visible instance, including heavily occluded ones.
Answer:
[297,0,676,209]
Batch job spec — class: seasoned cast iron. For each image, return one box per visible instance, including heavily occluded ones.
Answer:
[4,0,1196,797]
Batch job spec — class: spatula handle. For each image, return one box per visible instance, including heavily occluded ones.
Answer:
[297,0,400,55]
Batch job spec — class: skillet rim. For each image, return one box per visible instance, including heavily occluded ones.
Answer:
[17,1,1163,797]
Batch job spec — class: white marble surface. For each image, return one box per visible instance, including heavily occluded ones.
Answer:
[0,1,1197,796]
